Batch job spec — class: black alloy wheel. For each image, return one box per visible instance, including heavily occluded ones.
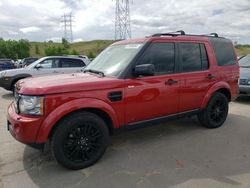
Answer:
[51,112,110,170]
[198,92,229,128]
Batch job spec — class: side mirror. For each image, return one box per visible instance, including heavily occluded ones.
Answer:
[35,64,43,69]
[133,64,155,76]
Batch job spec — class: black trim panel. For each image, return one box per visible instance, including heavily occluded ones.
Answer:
[114,109,201,134]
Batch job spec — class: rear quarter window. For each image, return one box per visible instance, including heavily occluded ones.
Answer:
[210,38,236,66]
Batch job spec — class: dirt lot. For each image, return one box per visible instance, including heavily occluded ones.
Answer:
[0,87,250,188]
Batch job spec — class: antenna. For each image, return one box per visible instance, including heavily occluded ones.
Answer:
[115,0,132,40]
[61,12,74,43]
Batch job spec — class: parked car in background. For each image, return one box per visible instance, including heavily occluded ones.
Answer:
[0,59,15,71]
[7,31,239,170]
[14,59,22,68]
[0,56,89,92]
[21,57,39,67]
[239,54,250,95]
[238,55,246,60]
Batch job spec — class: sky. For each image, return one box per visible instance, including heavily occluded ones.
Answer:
[0,0,250,44]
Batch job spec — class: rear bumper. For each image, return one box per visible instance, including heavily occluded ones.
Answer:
[7,103,45,144]
[239,85,250,95]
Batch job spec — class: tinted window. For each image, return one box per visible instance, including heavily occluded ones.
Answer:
[180,43,201,72]
[60,58,85,67]
[38,58,60,68]
[137,42,175,75]
[180,43,208,72]
[200,44,209,70]
[210,38,236,66]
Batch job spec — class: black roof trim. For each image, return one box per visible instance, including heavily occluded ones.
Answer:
[150,30,223,38]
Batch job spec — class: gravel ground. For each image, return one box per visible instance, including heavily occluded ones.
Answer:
[0,87,250,188]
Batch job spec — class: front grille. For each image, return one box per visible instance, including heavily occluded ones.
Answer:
[239,79,249,85]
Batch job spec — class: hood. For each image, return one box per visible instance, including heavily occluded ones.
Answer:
[3,68,30,76]
[240,67,250,79]
[16,73,122,95]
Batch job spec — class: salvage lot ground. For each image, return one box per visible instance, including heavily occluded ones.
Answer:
[0,87,250,188]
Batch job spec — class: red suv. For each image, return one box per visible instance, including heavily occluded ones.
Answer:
[7,31,239,169]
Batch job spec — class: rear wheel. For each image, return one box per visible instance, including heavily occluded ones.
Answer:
[51,112,110,170]
[198,92,228,128]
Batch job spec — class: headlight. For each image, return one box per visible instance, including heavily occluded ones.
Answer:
[248,80,250,85]
[19,95,44,115]
[0,71,6,78]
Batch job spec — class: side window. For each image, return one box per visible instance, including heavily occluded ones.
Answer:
[38,59,59,69]
[180,43,209,72]
[137,42,175,75]
[180,43,201,72]
[210,38,236,66]
[61,58,85,68]
[200,44,209,70]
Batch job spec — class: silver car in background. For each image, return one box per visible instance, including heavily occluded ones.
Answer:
[0,56,90,92]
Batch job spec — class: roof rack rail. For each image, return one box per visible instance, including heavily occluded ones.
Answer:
[151,30,185,37]
[150,31,220,38]
[203,33,219,37]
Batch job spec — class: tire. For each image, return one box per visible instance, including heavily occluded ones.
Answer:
[51,111,110,170]
[198,92,228,128]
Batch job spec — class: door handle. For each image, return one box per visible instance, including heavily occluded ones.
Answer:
[206,74,215,79]
[165,79,178,85]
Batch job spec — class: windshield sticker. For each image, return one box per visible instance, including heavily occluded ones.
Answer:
[124,44,142,49]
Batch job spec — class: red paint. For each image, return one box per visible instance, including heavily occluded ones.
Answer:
[7,35,239,145]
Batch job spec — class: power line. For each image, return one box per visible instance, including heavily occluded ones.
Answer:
[115,0,132,40]
[61,13,74,43]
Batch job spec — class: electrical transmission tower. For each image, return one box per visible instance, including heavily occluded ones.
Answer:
[115,0,132,40]
[61,13,74,43]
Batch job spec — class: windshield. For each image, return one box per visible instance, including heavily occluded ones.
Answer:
[85,43,144,77]
[239,55,250,67]
[26,57,45,68]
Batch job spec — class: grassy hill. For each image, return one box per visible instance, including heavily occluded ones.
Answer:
[235,45,250,56]
[29,40,250,58]
[30,40,114,57]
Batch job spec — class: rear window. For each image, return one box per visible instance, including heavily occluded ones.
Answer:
[210,38,236,66]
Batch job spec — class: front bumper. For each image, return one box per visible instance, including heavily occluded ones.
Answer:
[0,77,12,90]
[239,85,250,95]
[7,103,44,144]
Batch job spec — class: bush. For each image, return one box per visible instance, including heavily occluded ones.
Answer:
[0,38,30,60]
[87,51,95,58]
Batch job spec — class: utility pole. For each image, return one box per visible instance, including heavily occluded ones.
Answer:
[115,0,132,40]
[61,13,74,43]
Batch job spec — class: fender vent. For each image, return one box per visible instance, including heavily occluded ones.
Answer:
[108,91,122,102]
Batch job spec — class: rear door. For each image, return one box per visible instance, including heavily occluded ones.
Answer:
[178,42,216,111]
[59,58,86,73]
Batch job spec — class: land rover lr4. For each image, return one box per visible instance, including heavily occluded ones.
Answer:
[7,31,239,169]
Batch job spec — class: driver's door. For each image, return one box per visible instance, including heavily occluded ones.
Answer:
[124,42,180,124]
[31,58,60,75]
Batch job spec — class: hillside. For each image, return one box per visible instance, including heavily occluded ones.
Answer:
[29,40,114,57]
[29,40,250,58]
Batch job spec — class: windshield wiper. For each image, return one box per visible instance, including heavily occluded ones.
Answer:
[84,69,105,77]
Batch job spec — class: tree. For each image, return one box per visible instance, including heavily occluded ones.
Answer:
[62,38,70,49]
[35,44,40,55]
[0,39,30,60]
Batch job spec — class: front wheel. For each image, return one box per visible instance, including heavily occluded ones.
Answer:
[198,92,229,128]
[51,112,110,170]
